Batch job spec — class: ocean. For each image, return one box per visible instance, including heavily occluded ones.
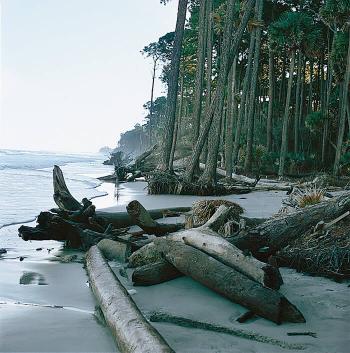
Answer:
[0,149,113,229]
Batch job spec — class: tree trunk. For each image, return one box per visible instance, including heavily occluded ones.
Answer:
[233,30,255,166]
[232,191,350,258]
[294,51,302,154]
[267,45,274,152]
[192,0,208,144]
[149,59,157,146]
[197,0,238,185]
[126,200,184,236]
[333,32,350,175]
[244,0,263,172]
[225,57,237,177]
[184,0,255,182]
[278,50,296,177]
[159,0,188,172]
[159,240,304,324]
[86,246,174,353]
[132,260,182,286]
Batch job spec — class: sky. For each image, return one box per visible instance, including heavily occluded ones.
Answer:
[0,0,178,153]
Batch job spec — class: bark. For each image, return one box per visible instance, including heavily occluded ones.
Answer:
[184,0,255,182]
[233,29,255,166]
[198,0,237,185]
[159,0,188,171]
[232,191,350,258]
[135,144,158,169]
[86,246,174,353]
[132,260,183,286]
[159,240,304,324]
[244,0,263,172]
[278,50,296,177]
[126,200,184,236]
[192,0,208,144]
[294,51,303,154]
[182,232,283,289]
[225,57,237,177]
[333,32,350,175]
[267,45,274,152]
[53,165,83,211]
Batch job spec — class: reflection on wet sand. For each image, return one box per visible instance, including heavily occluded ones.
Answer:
[19,271,48,285]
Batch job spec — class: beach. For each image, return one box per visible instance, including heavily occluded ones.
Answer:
[1,157,350,352]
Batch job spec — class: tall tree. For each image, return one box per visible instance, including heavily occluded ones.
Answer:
[158,0,188,171]
[244,0,264,172]
[184,0,255,182]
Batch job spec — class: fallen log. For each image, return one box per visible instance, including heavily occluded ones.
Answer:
[86,246,174,353]
[232,191,350,258]
[158,240,305,324]
[126,200,184,236]
[134,144,158,168]
[148,312,306,350]
[128,205,282,288]
[182,232,283,289]
[132,261,183,286]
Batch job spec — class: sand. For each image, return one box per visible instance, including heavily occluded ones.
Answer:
[1,181,349,352]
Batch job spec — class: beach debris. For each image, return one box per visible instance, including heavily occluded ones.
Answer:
[0,248,7,254]
[126,200,184,236]
[86,245,174,353]
[19,256,24,261]
[132,260,182,286]
[148,312,306,350]
[157,239,304,324]
[97,238,131,263]
[236,310,257,323]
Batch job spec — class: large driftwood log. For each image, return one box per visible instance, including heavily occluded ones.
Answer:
[130,205,282,289]
[134,144,158,168]
[132,261,183,286]
[182,232,283,289]
[126,200,184,236]
[232,191,350,258]
[86,246,174,353]
[158,240,304,324]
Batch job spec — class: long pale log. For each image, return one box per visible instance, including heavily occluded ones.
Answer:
[132,261,183,286]
[158,240,304,324]
[232,191,350,257]
[182,232,283,289]
[126,200,184,235]
[86,246,174,353]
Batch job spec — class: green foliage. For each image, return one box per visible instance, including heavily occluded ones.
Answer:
[331,31,349,82]
[320,0,350,27]
[305,111,325,132]
[269,11,320,54]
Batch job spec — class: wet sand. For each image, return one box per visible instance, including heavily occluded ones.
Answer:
[1,181,349,352]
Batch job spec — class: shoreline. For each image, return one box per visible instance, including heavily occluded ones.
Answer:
[1,171,350,352]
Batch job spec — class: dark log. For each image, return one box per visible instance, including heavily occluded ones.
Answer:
[232,191,350,258]
[132,261,183,286]
[236,311,257,323]
[86,246,174,353]
[134,144,158,168]
[158,240,305,324]
[53,165,82,211]
[95,207,190,229]
[126,200,184,236]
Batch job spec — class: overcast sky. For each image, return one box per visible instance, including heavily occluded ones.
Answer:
[0,0,177,153]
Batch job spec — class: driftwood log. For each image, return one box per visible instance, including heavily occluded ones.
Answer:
[132,260,183,286]
[182,231,283,289]
[126,200,184,236]
[232,191,350,258]
[157,240,304,324]
[129,205,282,289]
[86,246,174,353]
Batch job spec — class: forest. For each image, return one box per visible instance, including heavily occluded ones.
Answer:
[115,0,350,190]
